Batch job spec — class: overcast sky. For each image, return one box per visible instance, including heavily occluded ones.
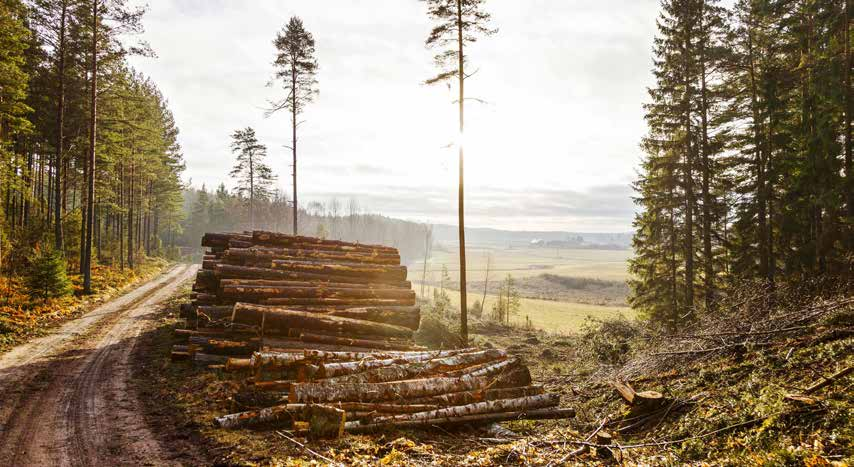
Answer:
[128,0,660,233]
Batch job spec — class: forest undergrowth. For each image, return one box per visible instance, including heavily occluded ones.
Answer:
[138,278,853,465]
[0,258,170,352]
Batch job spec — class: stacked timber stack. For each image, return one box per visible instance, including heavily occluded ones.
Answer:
[174,232,573,438]
[174,231,422,362]
[213,347,574,438]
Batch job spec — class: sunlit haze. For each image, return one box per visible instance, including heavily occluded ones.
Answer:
[128,0,661,232]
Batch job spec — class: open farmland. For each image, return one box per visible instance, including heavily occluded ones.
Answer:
[410,246,632,283]
[421,286,635,335]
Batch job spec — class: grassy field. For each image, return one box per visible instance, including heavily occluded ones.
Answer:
[410,246,631,283]
[422,286,635,335]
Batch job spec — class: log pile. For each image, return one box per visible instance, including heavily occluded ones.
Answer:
[173,232,573,438]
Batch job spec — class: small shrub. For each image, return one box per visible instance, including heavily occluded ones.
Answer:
[581,316,640,365]
[25,246,72,300]
[414,315,464,349]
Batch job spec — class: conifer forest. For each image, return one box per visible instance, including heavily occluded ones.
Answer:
[0,1,851,465]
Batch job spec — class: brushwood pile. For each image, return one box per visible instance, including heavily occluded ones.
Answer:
[172,231,574,438]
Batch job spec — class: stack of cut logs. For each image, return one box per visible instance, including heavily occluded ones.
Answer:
[173,231,574,438]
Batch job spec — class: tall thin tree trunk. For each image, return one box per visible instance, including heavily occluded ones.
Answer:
[54,0,68,252]
[682,19,695,314]
[79,152,87,274]
[249,153,255,230]
[420,227,430,298]
[119,163,124,270]
[83,0,98,293]
[456,0,468,344]
[481,254,491,315]
[128,161,134,269]
[845,0,853,228]
[747,25,768,279]
[291,64,298,235]
[699,6,713,310]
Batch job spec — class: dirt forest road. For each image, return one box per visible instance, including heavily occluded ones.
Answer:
[0,263,198,467]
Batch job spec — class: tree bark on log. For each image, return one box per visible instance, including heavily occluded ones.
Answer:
[215,263,411,288]
[326,306,420,330]
[252,231,398,255]
[346,407,576,434]
[220,285,415,301]
[299,332,424,351]
[368,393,560,425]
[232,303,413,338]
[224,247,401,265]
[290,375,493,403]
[270,259,407,281]
[187,336,257,355]
[318,349,507,384]
[408,385,545,406]
[316,349,472,378]
[261,297,416,307]
[214,403,345,437]
[219,279,410,291]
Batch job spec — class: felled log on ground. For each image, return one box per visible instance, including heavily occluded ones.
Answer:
[232,303,413,339]
[220,285,415,301]
[187,336,257,356]
[260,297,416,307]
[252,231,398,255]
[409,385,545,406]
[202,232,252,248]
[214,403,345,438]
[445,358,532,388]
[299,332,424,351]
[346,407,576,434]
[223,247,401,266]
[269,260,407,282]
[302,348,447,362]
[326,306,420,330]
[316,349,473,378]
[218,279,410,291]
[290,375,493,403]
[318,349,508,384]
[214,264,411,288]
[368,393,560,425]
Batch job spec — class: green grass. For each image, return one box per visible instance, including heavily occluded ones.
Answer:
[410,246,632,283]
[422,285,636,334]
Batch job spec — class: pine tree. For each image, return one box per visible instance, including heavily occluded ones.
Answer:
[229,127,275,230]
[423,0,496,344]
[270,16,318,236]
[26,246,72,300]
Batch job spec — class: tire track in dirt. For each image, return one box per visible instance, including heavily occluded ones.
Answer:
[0,263,197,466]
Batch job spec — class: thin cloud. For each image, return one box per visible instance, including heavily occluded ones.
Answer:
[128,0,658,232]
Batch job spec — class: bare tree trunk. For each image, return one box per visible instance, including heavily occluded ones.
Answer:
[845,0,853,228]
[420,226,430,298]
[54,0,68,252]
[119,163,124,270]
[291,64,298,235]
[481,254,491,315]
[682,21,695,314]
[456,0,468,344]
[128,160,134,269]
[83,0,98,293]
[747,25,768,279]
[698,4,714,310]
